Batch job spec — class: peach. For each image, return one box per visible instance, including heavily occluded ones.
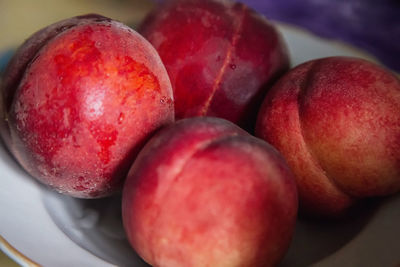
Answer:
[0,14,174,198]
[122,117,298,267]
[139,0,289,130]
[256,56,400,217]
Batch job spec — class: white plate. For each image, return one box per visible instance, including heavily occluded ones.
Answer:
[1,23,399,267]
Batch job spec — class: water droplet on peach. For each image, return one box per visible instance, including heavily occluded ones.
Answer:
[118,112,124,124]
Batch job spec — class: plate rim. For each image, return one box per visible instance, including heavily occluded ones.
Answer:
[0,235,40,267]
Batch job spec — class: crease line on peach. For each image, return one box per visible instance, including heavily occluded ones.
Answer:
[199,3,246,116]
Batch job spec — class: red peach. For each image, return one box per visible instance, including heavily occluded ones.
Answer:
[0,14,174,198]
[256,56,400,217]
[139,0,289,130]
[122,117,298,267]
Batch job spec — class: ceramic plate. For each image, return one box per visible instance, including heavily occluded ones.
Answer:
[1,23,399,267]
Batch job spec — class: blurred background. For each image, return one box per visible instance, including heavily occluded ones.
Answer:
[1,0,399,71]
[243,0,400,72]
[0,0,154,47]
[0,0,399,265]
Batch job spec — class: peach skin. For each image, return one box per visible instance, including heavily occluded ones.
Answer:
[122,117,298,267]
[0,14,174,198]
[139,0,289,130]
[256,56,400,217]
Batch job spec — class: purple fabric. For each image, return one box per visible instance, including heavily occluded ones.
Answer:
[244,0,400,72]
[154,0,400,72]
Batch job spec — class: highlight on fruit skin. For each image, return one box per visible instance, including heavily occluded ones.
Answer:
[256,56,400,217]
[122,117,298,267]
[139,0,290,130]
[0,13,174,198]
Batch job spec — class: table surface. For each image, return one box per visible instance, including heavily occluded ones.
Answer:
[0,253,18,267]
